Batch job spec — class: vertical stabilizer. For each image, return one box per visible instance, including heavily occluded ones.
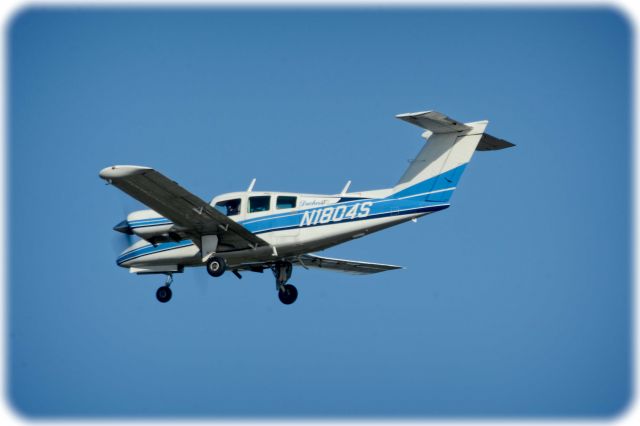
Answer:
[391,110,512,202]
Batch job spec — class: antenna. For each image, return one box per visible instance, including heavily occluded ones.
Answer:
[340,180,351,195]
[247,178,256,192]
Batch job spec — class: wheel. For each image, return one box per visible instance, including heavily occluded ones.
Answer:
[156,286,172,303]
[278,283,298,305]
[206,256,227,278]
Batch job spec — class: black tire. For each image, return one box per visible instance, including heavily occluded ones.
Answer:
[206,256,227,278]
[156,286,173,303]
[278,284,298,305]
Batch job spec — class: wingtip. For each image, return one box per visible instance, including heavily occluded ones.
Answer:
[395,110,432,119]
[99,165,152,180]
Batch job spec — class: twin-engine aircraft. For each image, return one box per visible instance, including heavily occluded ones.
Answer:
[100,110,514,304]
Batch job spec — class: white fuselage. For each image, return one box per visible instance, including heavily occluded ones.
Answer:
[116,188,449,272]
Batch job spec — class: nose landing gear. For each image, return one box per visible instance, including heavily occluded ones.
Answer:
[278,284,298,305]
[156,274,173,303]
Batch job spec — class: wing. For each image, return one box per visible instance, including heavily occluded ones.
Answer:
[99,165,268,251]
[294,254,403,275]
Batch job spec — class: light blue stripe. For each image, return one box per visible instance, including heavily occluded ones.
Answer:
[117,202,450,265]
[390,163,467,199]
[129,218,172,226]
[117,241,194,265]
[121,166,464,240]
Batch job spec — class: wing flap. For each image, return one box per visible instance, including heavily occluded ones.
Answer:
[100,165,267,250]
[295,254,403,275]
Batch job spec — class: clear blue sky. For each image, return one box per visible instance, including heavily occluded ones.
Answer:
[8,7,631,418]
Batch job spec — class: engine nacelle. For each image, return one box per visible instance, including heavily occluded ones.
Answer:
[114,209,176,241]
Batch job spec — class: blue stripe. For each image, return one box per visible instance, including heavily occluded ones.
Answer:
[337,196,368,203]
[129,222,174,230]
[117,202,449,265]
[129,218,173,227]
[118,203,447,264]
[120,166,465,248]
[242,195,449,234]
[129,218,170,224]
[390,163,467,199]
[252,203,448,234]
[117,240,194,265]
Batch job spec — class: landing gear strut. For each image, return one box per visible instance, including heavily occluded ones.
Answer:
[156,274,173,303]
[272,261,298,305]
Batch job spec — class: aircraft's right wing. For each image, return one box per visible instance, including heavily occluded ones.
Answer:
[99,165,268,251]
[294,254,403,275]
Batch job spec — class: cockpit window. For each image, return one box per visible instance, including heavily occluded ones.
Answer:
[249,196,271,213]
[276,196,297,209]
[215,198,241,216]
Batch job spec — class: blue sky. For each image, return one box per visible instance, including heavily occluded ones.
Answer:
[8,7,631,418]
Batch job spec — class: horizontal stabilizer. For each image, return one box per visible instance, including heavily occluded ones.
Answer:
[476,133,515,151]
[295,254,403,275]
[396,110,471,133]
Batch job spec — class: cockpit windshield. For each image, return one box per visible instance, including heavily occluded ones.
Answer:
[214,198,241,216]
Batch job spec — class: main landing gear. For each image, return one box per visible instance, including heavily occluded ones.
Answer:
[156,274,173,303]
[206,256,227,278]
[272,261,298,305]
[153,258,300,305]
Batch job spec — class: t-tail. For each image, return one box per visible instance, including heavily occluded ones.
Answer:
[390,110,514,202]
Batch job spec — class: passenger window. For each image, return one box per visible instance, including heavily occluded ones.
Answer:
[215,199,241,216]
[249,196,271,213]
[276,196,297,210]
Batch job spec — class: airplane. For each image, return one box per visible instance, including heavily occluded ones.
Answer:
[99,110,514,305]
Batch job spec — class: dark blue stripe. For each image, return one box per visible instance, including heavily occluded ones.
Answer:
[337,196,368,203]
[118,203,448,265]
[253,203,448,234]
[117,241,194,265]
[130,222,173,230]
[129,218,172,226]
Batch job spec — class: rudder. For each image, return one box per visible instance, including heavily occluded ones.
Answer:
[391,110,512,201]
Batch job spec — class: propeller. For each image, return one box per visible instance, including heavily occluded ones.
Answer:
[110,231,133,255]
[110,219,134,254]
[110,200,136,255]
[193,266,210,296]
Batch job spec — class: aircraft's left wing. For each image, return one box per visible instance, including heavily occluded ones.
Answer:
[294,254,403,275]
[99,165,268,251]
